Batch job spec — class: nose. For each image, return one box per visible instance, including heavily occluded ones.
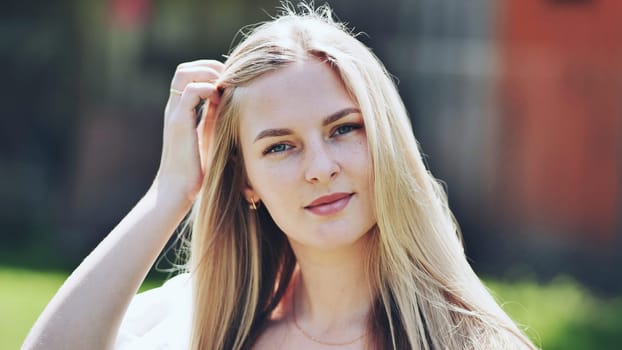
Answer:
[304,140,340,184]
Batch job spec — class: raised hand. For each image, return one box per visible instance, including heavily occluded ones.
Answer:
[156,59,225,202]
[22,60,226,350]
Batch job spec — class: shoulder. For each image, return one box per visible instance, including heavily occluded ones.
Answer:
[114,273,193,350]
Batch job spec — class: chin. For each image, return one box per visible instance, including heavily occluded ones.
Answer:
[296,226,373,251]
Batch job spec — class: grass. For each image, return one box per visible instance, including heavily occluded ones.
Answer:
[486,276,622,349]
[1,266,621,349]
[0,266,163,349]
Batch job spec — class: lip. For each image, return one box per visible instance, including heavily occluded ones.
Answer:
[304,192,354,216]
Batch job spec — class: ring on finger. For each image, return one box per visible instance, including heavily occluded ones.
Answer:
[170,88,183,96]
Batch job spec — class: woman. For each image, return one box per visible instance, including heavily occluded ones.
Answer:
[24,3,537,350]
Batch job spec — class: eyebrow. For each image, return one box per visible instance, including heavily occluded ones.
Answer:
[253,107,361,143]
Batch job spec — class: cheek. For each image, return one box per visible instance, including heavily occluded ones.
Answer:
[248,162,303,234]
[342,141,374,203]
[339,138,371,173]
[247,159,301,203]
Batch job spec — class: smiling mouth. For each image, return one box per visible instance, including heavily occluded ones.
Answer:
[304,193,354,216]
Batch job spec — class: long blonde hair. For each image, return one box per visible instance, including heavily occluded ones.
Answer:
[186,3,537,350]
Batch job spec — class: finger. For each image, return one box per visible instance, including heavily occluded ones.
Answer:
[177,59,225,73]
[166,82,219,124]
[167,66,222,111]
[196,97,221,173]
[171,66,221,90]
[175,82,221,118]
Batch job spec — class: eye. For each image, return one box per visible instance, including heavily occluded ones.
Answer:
[332,123,362,136]
[263,143,292,155]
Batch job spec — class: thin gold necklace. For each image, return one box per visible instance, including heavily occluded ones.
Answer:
[291,294,368,346]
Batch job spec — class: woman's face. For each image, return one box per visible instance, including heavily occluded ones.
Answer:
[238,59,376,251]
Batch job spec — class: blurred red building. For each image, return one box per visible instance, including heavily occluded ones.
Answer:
[497,0,621,241]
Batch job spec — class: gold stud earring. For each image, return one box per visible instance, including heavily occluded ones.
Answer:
[249,200,257,210]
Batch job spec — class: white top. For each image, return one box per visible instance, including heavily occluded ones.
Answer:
[114,273,193,350]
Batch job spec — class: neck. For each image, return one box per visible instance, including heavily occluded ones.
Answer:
[288,235,374,338]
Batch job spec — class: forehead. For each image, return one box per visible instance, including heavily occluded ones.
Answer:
[237,59,357,135]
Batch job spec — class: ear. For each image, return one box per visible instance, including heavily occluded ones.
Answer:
[242,182,260,204]
[230,151,257,203]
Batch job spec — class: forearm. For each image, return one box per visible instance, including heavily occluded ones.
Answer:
[22,183,193,350]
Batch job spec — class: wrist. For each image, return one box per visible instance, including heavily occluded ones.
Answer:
[148,177,199,211]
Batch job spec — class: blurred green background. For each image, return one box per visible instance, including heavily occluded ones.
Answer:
[1,0,620,348]
[2,266,621,349]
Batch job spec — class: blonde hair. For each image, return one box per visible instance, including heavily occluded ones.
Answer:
[186,3,537,349]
